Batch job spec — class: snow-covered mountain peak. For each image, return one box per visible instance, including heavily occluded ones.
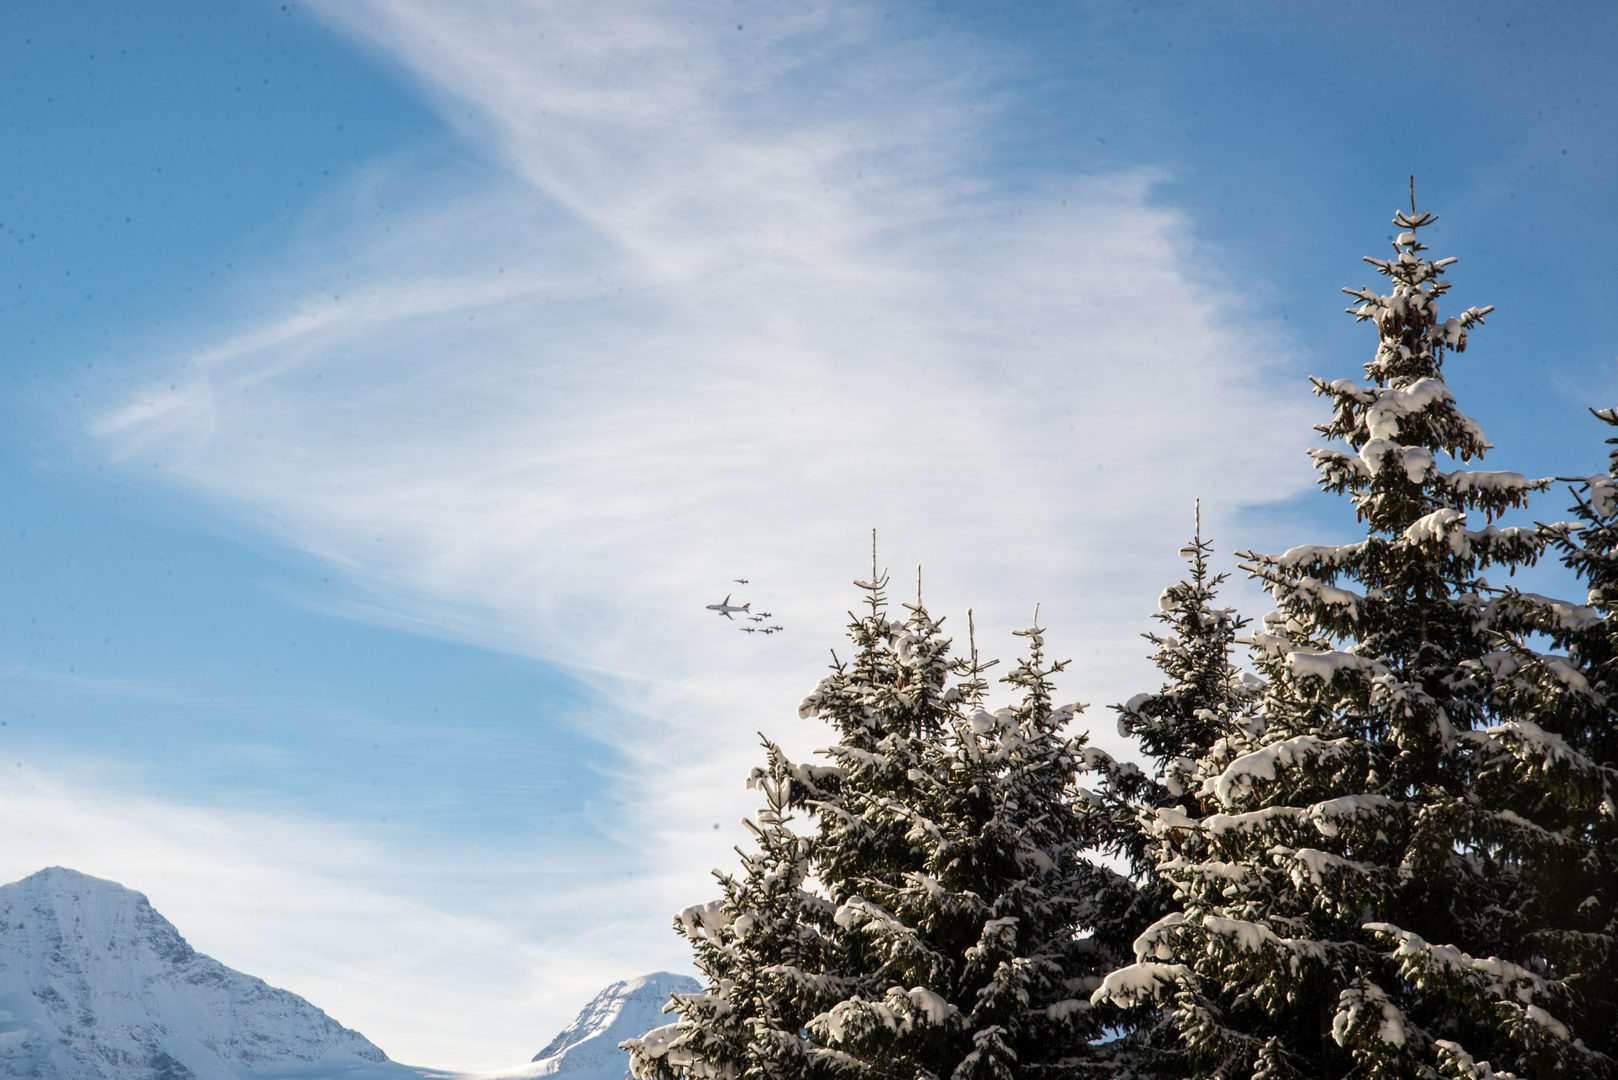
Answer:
[474,972,695,1080]
[0,867,696,1080]
[0,866,402,1079]
[4,866,197,971]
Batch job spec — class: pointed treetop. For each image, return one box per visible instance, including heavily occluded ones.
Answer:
[853,529,889,611]
[958,609,999,709]
[1392,179,1436,233]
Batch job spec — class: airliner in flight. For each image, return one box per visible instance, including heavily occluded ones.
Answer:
[707,595,751,620]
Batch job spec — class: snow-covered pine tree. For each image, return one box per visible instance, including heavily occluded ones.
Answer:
[1101,514,1266,1075]
[1466,410,1618,1068]
[1529,410,1618,778]
[629,561,1145,1080]
[798,584,1151,1080]
[1096,191,1613,1079]
[624,736,845,1080]
[1116,510,1265,835]
[866,611,1144,1080]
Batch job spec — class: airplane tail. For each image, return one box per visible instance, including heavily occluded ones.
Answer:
[741,603,751,611]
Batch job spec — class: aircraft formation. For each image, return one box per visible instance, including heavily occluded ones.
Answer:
[707,582,784,635]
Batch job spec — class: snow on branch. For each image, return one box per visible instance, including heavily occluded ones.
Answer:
[1213,735,1353,806]
[1364,923,1549,1004]
[1088,962,1190,1008]
[1305,793,1395,838]
[1435,1039,1525,1080]
[1202,804,1307,837]
[1332,979,1408,1051]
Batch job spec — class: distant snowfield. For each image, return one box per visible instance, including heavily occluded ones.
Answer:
[0,865,690,1080]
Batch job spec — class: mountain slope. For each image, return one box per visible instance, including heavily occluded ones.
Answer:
[0,866,417,1080]
[455,973,698,1080]
[531,973,699,1077]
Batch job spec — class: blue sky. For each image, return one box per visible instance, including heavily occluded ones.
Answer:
[2,0,1615,1069]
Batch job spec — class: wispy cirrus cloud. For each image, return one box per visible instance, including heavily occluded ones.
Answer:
[85,0,1316,1067]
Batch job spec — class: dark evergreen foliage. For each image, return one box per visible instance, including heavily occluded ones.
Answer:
[1100,514,1266,1078]
[1095,196,1614,1080]
[627,565,1145,1080]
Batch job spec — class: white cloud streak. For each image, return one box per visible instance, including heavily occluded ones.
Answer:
[85,0,1317,1068]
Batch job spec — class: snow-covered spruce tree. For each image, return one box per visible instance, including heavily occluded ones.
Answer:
[1096,195,1614,1079]
[1471,410,1618,1063]
[628,568,1145,1080]
[1529,410,1618,776]
[625,736,846,1080]
[1103,516,1266,1075]
[1117,512,1266,834]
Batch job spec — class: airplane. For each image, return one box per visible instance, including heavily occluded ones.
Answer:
[749,615,765,622]
[741,627,758,634]
[734,578,749,584]
[760,627,776,635]
[769,625,784,631]
[757,612,772,618]
[707,595,751,620]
